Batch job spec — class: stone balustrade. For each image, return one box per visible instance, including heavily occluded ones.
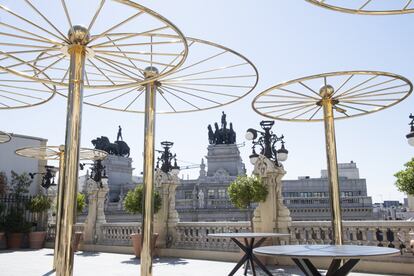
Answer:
[100,222,141,246]
[46,220,414,256]
[47,223,84,241]
[173,221,251,252]
[289,221,414,253]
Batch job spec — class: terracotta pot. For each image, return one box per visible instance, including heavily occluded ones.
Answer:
[0,232,6,249]
[7,233,23,249]
[29,231,47,249]
[73,232,83,252]
[130,233,159,258]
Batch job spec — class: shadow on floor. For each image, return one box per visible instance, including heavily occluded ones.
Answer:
[120,257,189,266]
[76,251,101,257]
[155,258,189,266]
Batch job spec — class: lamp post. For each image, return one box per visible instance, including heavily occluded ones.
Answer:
[406,114,414,146]
[29,165,59,190]
[245,120,288,166]
[156,141,180,174]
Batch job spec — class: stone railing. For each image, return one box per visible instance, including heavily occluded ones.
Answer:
[46,220,414,256]
[289,221,414,253]
[99,222,141,246]
[173,221,251,252]
[47,223,84,242]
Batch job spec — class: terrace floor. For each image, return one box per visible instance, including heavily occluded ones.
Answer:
[0,249,395,276]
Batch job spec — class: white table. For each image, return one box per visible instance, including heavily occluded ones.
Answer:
[208,233,289,276]
[253,244,400,276]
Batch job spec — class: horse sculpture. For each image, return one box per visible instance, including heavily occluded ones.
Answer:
[91,136,130,157]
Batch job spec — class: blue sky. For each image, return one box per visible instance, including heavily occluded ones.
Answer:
[1,0,414,202]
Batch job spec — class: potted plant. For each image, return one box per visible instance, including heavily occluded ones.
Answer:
[5,171,32,249]
[73,193,86,252]
[0,171,7,250]
[124,185,161,258]
[228,175,268,231]
[0,202,6,249]
[26,195,52,249]
[4,208,31,249]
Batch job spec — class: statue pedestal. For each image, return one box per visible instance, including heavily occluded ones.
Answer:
[252,155,291,236]
[206,144,245,177]
[103,155,133,202]
[83,178,109,244]
[154,170,180,248]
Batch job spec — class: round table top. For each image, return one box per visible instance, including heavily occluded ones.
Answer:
[253,245,400,259]
[208,233,290,238]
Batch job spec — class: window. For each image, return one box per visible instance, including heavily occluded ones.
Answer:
[184,191,193,199]
[208,189,215,199]
[218,189,226,199]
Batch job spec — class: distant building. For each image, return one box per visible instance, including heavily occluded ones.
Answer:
[0,132,47,195]
[282,161,374,221]
[383,200,400,208]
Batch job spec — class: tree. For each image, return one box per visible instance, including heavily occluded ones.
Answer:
[26,195,52,231]
[124,185,161,215]
[9,171,31,197]
[228,175,268,231]
[0,172,7,196]
[394,158,414,196]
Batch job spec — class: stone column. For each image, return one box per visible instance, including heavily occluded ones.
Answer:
[83,178,109,244]
[252,155,291,236]
[408,195,414,211]
[154,169,180,248]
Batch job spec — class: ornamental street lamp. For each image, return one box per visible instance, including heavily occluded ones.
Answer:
[406,114,414,147]
[29,165,58,189]
[245,120,288,166]
[156,141,180,174]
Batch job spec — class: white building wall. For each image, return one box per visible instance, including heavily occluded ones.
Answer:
[0,133,47,195]
[321,161,360,179]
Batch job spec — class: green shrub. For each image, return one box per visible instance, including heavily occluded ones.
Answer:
[26,195,52,213]
[77,193,86,213]
[394,158,414,196]
[4,208,31,233]
[228,175,268,209]
[124,185,161,215]
[228,175,268,231]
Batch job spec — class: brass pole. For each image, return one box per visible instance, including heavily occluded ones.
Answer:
[320,85,343,245]
[141,67,159,276]
[56,26,89,276]
[54,145,65,270]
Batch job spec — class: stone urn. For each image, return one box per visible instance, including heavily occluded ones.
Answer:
[29,231,47,249]
[130,233,159,258]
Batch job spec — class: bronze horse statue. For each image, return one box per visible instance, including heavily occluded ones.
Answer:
[92,136,130,157]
